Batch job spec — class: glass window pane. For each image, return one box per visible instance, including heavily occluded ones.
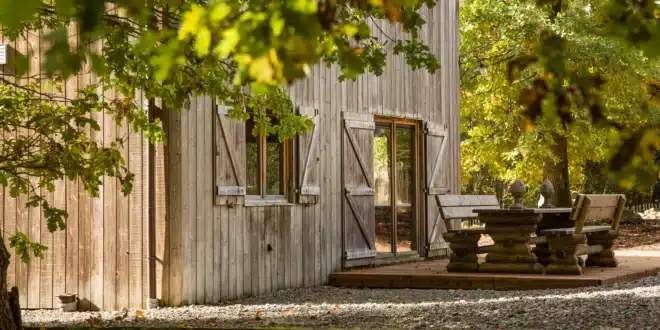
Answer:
[395,125,416,252]
[374,124,393,253]
[266,134,284,195]
[246,118,259,195]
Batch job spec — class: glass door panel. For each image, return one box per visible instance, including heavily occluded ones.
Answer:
[374,125,393,253]
[395,125,416,252]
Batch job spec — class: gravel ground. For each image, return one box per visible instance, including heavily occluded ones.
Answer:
[22,273,660,330]
[23,220,660,329]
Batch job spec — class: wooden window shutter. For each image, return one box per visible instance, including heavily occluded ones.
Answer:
[341,111,377,267]
[214,103,246,206]
[424,121,450,256]
[296,106,321,204]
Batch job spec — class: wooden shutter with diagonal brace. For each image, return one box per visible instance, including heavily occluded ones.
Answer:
[424,122,450,256]
[342,112,376,267]
[214,104,246,205]
[297,106,320,204]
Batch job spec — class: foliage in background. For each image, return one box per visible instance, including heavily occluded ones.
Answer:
[459,0,660,201]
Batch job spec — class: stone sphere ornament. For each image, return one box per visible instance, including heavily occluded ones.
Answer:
[540,179,555,208]
[509,179,526,209]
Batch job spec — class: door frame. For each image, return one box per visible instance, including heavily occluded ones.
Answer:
[373,115,423,259]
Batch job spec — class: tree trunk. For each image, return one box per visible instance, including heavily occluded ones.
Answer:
[544,132,572,207]
[0,235,22,330]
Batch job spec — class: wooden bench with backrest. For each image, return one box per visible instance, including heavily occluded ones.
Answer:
[439,195,500,272]
[539,193,626,275]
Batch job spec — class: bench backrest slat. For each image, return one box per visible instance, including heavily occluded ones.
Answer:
[440,204,499,219]
[437,195,499,231]
[437,195,499,219]
[572,194,626,233]
[437,195,499,208]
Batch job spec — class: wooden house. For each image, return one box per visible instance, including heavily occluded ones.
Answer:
[0,0,460,310]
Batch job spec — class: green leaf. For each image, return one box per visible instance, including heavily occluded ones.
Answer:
[90,53,108,75]
[54,0,74,16]
[178,4,205,40]
[357,22,371,39]
[210,2,231,22]
[341,24,359,37]
[0,171,8,186]
[195,27,212,57]
[287,0,317,14]
[249,55,274,83]
[215,28,240,58]
[0,0,42,29]
[270,12,285,37]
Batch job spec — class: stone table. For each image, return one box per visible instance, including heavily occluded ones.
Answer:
[473,208,572,274]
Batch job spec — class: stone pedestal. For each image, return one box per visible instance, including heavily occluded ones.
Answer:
[585,230,619,267]
[535,211,574,266]
[443,228,485,272]
[477,211,544,274]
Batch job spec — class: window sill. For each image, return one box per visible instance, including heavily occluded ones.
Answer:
[244,200,294,207]
[376,251,420,260]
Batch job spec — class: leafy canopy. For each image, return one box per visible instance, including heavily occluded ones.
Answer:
[460,0,660,193]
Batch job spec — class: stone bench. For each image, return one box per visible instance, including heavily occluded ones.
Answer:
[540,194,626,275]
[439,195,499,272]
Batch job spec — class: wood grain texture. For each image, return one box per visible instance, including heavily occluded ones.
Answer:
[24,29,41,310]
[0,25,154,310]
[330,256,660,290]
[170,3,460,304]
[102,62,118,311]
[203,97,215,303]
[214,104,246,205]
[64,24,80,302]
[77,40,94,311]
[2,0,460,308]
[117,118,130,310]
[128,95,144,309]
[154,98,167,306]
[180,96,193,305]
[39,36,55,309]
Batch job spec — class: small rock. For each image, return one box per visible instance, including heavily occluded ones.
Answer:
[622,209,645,223]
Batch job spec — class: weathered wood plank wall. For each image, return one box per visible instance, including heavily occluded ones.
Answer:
[162,0,461,305]
[0,26,161,310]
[0,0,460,309]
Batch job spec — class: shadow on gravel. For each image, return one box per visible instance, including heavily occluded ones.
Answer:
[224,277,660,306]
[26,328,311,330]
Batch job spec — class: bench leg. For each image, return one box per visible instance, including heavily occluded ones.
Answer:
[545,234,587,275]
[533,244,551,266]
[535,244,580,268]
[443,232,481,272]
[585,230,618,267]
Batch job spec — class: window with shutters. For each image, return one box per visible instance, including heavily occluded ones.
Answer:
[245,113,293,202]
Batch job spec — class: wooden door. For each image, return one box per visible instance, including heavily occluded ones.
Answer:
[424,122,450,257]
[342,112,376,267]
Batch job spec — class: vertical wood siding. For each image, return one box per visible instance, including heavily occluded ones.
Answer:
[0,0,460,308]
[164,1,461,305]
[0,27,156,310]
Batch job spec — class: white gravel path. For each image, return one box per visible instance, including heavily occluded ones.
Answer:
[22,272,660,330]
